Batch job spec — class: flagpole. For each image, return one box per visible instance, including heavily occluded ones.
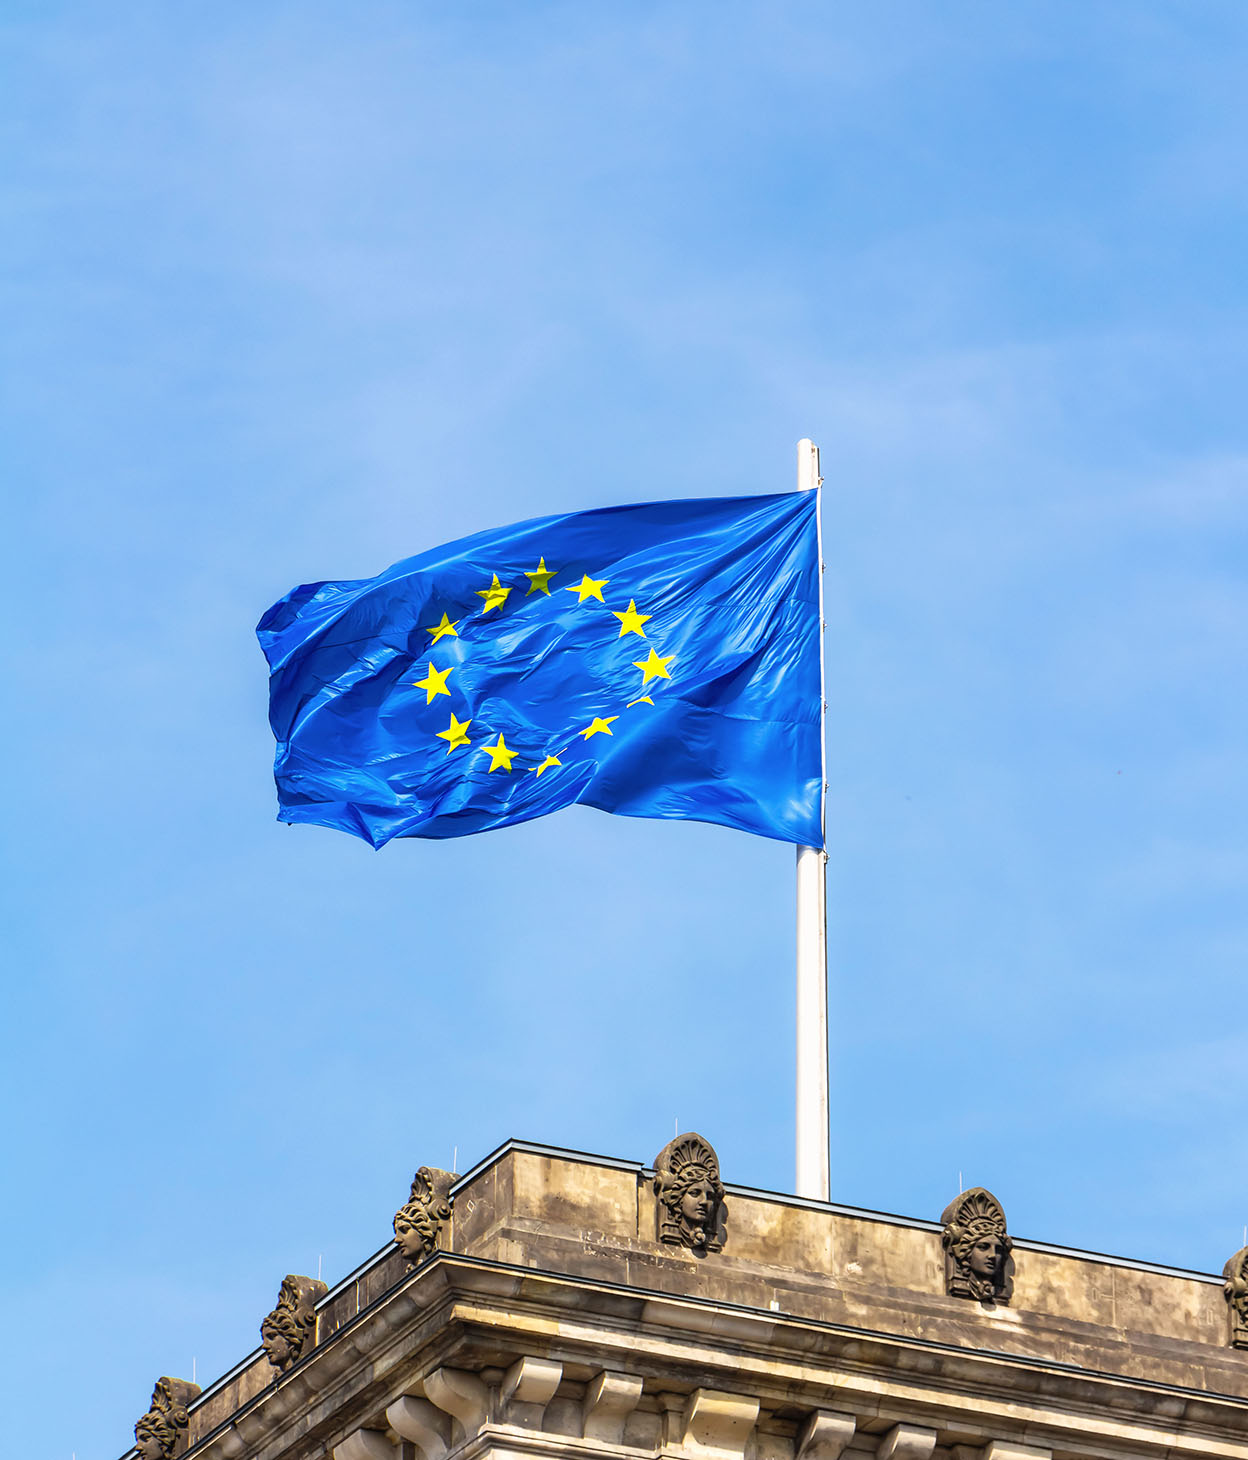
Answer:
[795,437,829,1201]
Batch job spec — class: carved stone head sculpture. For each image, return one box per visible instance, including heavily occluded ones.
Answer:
[941,1187,1013,1304]
[134,1376,202,1460]
[260,1273,328,1373]
[1223,1245,1248,1347]
[392,1166,455,1265]
[653,1132,726,1255]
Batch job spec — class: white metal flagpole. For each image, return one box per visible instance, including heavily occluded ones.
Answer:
[795,437,829,1201]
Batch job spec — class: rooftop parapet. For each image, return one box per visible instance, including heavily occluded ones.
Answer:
[119,1137,1248,1460]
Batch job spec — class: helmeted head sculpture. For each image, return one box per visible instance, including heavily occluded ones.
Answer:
[653,1132,726,1255]
[260,1273,327,1373]
[392,1166,455,1265]
[1223,1245,1248,1348]
[134,1376,201,1460]
[940,1187,1013,1304]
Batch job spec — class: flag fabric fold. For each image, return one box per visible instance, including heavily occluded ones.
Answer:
[257,490,821,848]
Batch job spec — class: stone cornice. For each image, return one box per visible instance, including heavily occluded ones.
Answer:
[165,1253,1246,1460]
[118,1144,1248,1460]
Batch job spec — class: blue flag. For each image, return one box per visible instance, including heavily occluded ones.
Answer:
[257,490,822,848]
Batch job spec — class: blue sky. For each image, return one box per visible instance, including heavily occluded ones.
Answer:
[3,4,1247,1456]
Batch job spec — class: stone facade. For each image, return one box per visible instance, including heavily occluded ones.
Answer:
[120,1140,1248,1460]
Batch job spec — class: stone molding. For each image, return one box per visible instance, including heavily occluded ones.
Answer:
[674,1389,759,1457]
[876,1425,937,1460]
[501,1356,563,1428]
[795,1411,856,1460]
[330,1423,1059,1460]
[164,1254,1248,1460]
[424,1366,490,1441]
[982,1444,1053,1460]
[582,1372,644,1445]
[334,1433,395,1460]
[387,1395,450,1460]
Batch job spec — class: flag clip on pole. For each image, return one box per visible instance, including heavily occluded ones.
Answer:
[795,437,829,1202]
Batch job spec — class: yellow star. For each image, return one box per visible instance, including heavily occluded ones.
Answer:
[476,573,512,613]
[427,612,459,644]
[413,661,453,704]
[435,712,472,754]
[564,573,609,604]
[481,732,518,772]
[627,695,654,708]
[533,754,561,777]
[579,716,618,739]
[612,599,651,638]
[524,557,556,595]
[633,647,675,685]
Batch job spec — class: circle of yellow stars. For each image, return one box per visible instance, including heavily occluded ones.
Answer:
[413,558,675,777]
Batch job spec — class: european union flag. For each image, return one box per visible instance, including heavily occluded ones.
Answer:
[257,490,821,848]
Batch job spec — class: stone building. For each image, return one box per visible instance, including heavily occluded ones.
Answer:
[123,1137,1248,1460]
